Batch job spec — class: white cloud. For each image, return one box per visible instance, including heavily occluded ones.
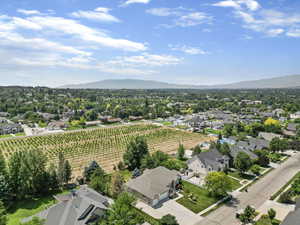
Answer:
[176,12,213,27]
[213,0,300,37]
[0,30,91,56]
[169,45,208,55]
[213,0,241,10]
[265,28,284,37]
[71,7,121,23]
[147,7,212,28]
[146,8,174,17]
[122,0,151,6]
[24,16,146,51]
[17,9,42,15]
[213,0,260,11]
[286,29,300,37]
[108,53,182,67]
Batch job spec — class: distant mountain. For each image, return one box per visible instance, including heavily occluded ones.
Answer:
[60,75,300,89]
[60,79,206,89]
[215,74,300,89]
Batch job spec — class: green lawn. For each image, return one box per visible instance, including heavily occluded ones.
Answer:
[7,190,71,225]
[176,181,220,213]
[15,132,26,136]
[228,170,256,181]
[0,134,12,138]
[160,121,173,126]
[229,177,242,191]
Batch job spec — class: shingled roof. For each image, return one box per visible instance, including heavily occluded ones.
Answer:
[125,166,179,200]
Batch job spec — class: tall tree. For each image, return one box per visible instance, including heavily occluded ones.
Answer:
[205,172,232,197]
[123,137,149,171]
[103,192,141,225]
[63,160,72,184]
[110,172,124,198]
[177,143,185,160]
[83,161,100,182]
[89,167,109,195]
[57,152,66,187]
[0,153,7,177]
[234,152,252,174]
[0,200,7,225]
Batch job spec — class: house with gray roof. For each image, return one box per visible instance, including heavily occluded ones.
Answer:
[248,137,270,150]
[258,132,282,142]
[0,123,23,135]
[188,149,229,176]
[24,186,110,225]
[229,145,258,161]
[283,123,297,137]
[125,166,180,207]
[281,198,300,225]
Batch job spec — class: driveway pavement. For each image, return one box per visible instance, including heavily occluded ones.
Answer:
[136,197,203,225]
[256,200,295,221]
[194,152,300,225]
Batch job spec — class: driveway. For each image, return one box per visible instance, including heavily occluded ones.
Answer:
[194,152,300,225]
[136,197,203,225]
[256,200,295,221]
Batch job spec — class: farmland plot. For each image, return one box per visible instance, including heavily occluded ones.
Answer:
[0,124,212,173]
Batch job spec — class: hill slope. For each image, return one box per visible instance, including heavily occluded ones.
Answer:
[60,75,300,89]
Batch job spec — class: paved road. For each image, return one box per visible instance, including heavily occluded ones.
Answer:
[194,153,300,225]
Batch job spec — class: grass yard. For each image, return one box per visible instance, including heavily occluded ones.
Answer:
[7,195,57,225]
[176,181,220,213]
[228,170,256,181]
[229,176,242,191]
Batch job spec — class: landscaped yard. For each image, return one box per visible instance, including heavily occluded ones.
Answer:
[228,170,256,181]
[229,176,242,191]
[7,189,71,225]
[7,195,57,225]
[176,181,220,213]
[254,215,281,225]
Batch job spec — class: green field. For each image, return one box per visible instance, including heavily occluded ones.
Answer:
[0,123,210,172]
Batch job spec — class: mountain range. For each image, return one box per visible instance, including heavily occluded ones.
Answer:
[60,74,300,89]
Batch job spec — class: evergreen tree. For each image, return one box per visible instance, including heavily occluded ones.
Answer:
[83,161,100,182]
[63,160,72,184]
[177,143,185,160]
[110,172,124,198]
[0,200,7,225]
[57,152,66,187]
[89,167,109,195]
[123,137,149,171]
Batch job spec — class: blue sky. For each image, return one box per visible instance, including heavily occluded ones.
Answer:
[0,0,300,87]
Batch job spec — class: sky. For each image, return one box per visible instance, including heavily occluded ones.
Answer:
[0,0,300,87]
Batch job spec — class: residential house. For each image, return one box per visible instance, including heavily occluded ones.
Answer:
[290,111,300,119]
[187,149,229,176]
[48,121,68,130]
[281,198,300,225]
[0,123,23,135]
[272,109,285,118]
[248,137,270,150]
[125,166,180,207]
[258,132,283,142]
[229,145,258,161]
[24,186,110,225]
[283,123,297,137]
